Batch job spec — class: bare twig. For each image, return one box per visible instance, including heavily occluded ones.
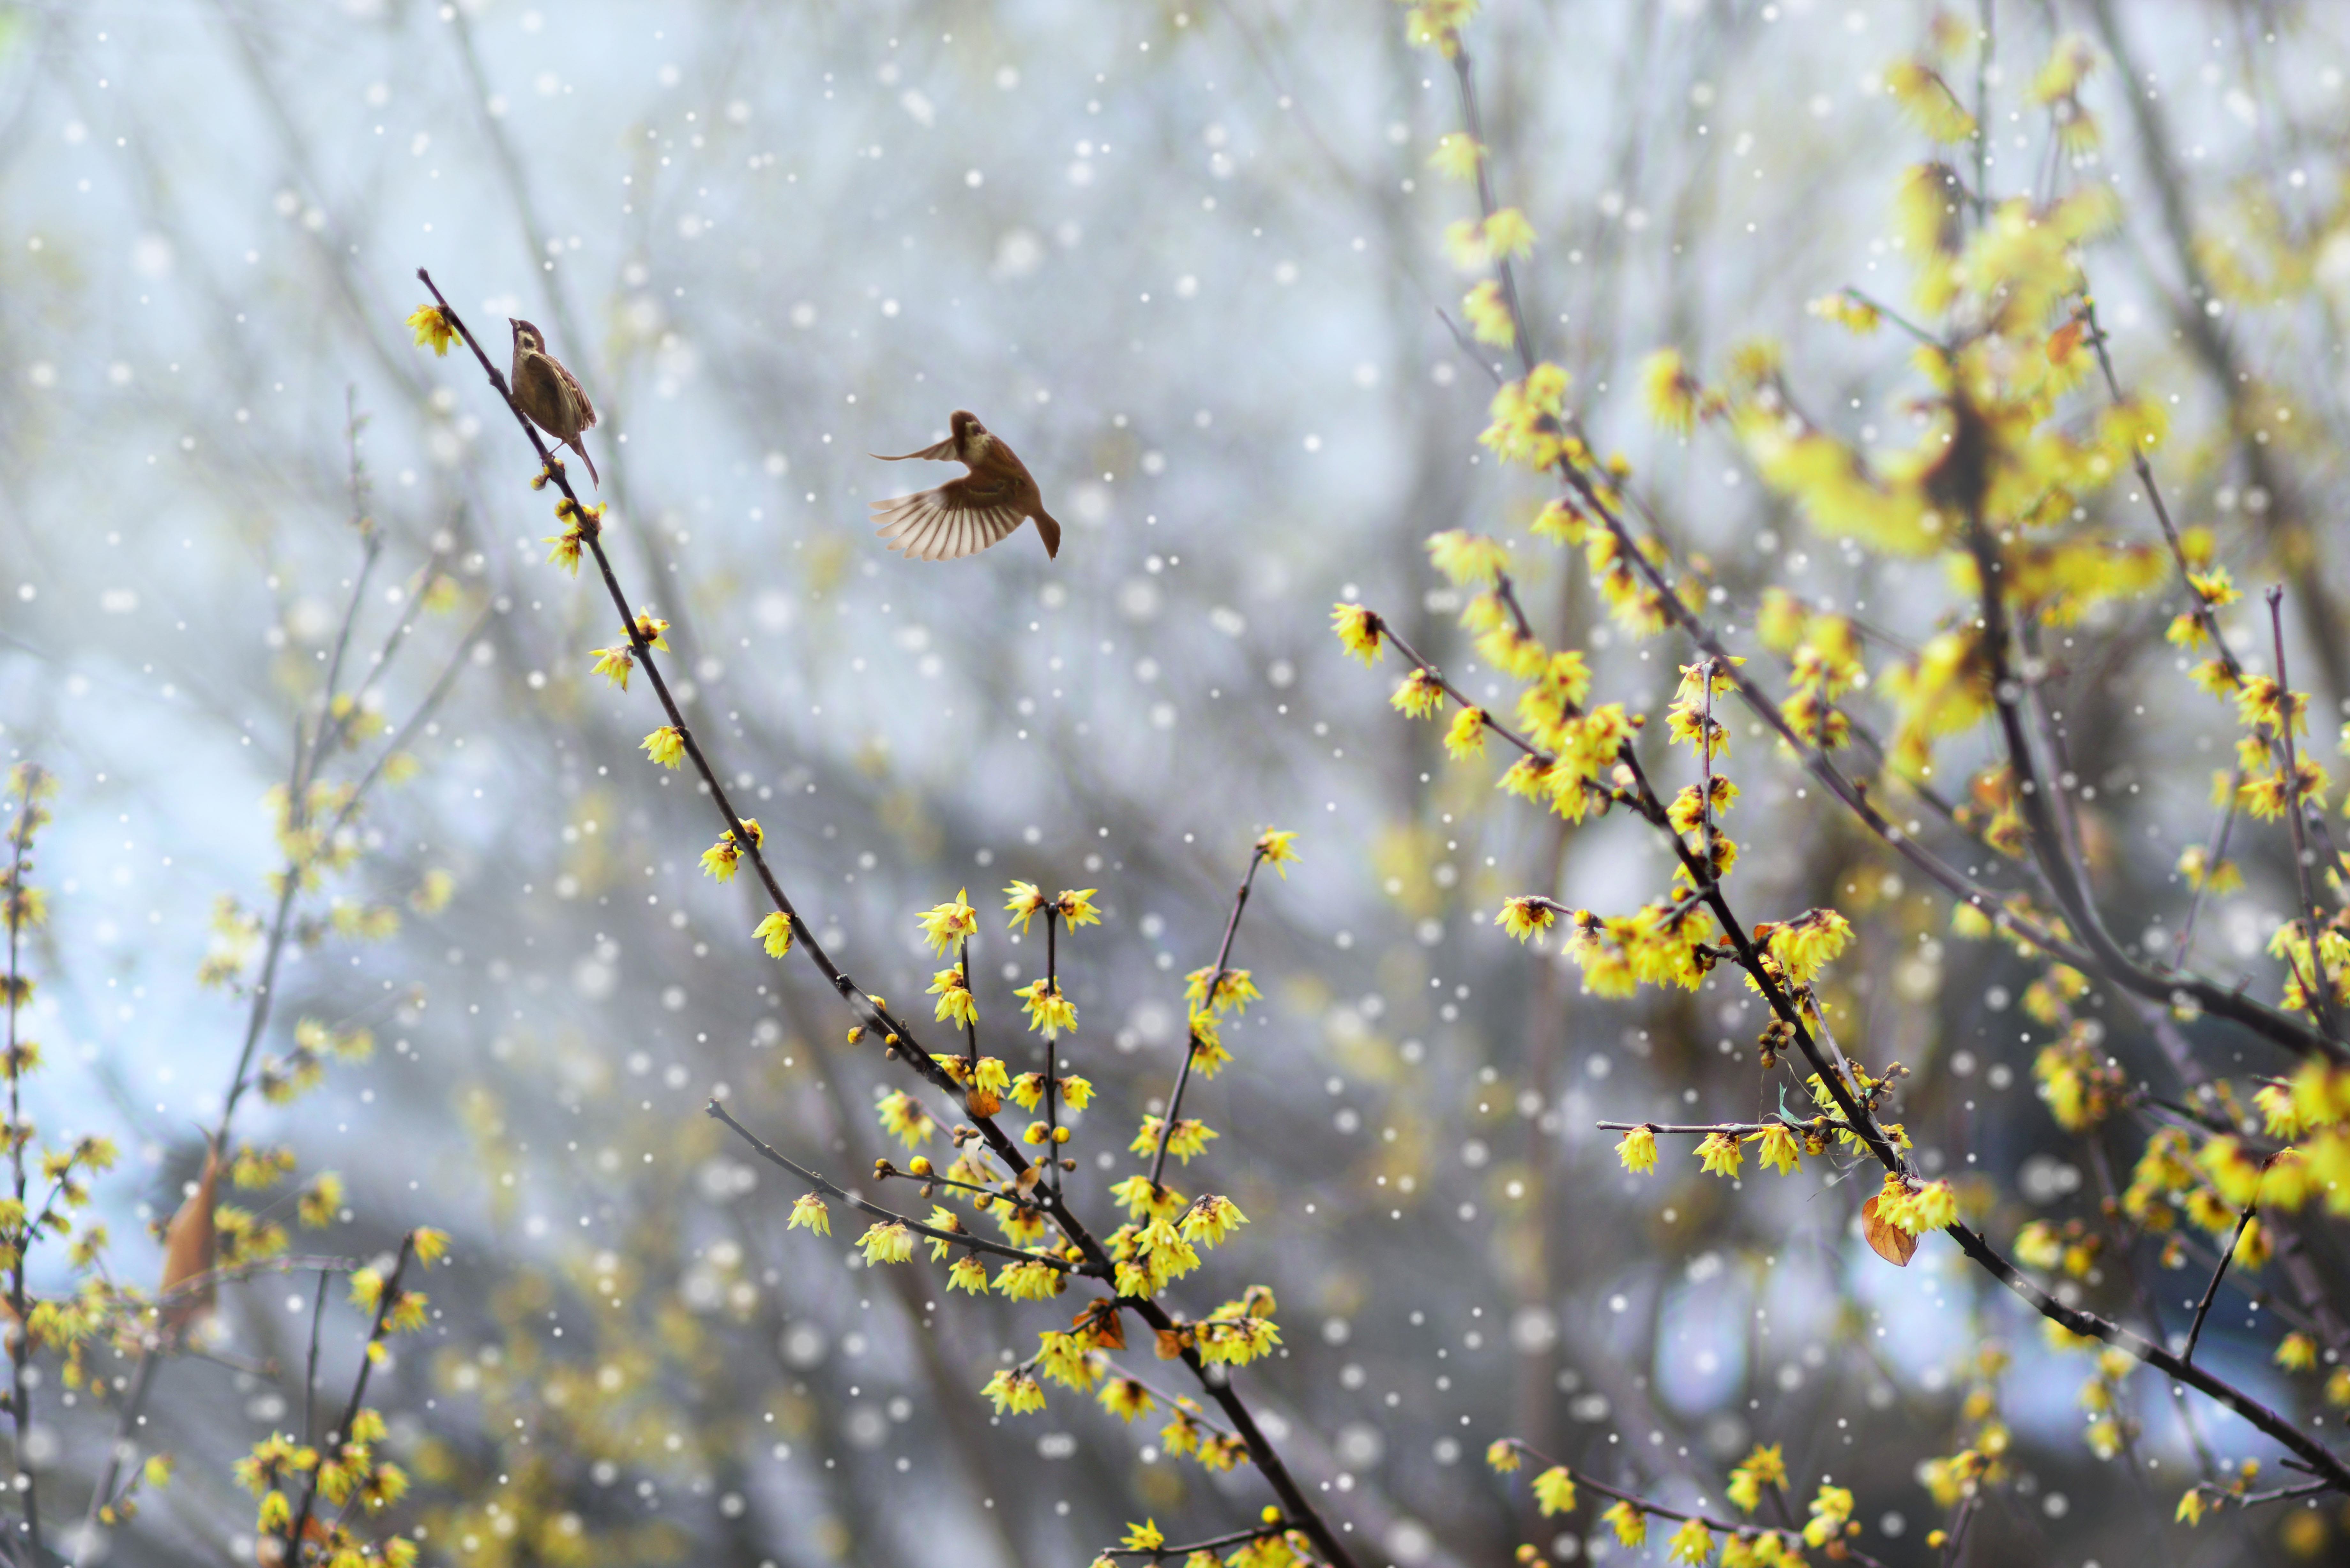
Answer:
[2184,1203,2259,1367]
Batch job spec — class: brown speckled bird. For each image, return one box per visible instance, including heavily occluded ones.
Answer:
[509,318,600,486]
[870,410,1061,561]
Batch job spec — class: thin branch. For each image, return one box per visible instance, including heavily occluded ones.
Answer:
[301,1269,330,1446]
[2184,1203,2259,1366]
[705,1100,1075,1273]
[2265,588,2339,1039]
[1149,849,1266,1188]
[1101,1521,1298,1561]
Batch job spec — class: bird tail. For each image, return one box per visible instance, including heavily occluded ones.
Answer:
[1031,509,1062,559]
[574,440,601,488]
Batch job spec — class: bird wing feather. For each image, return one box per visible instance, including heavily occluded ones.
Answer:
[870,437,959,462]
[551,357,598,431]
[870,482,1027,562]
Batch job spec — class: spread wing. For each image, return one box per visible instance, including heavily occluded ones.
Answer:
[870,476,1027,562]
[871,436,958,462]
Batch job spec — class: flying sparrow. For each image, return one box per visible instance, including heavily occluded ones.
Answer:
[509,318,600,486]
[870,410,1061,561]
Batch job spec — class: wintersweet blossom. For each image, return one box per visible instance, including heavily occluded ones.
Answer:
[918,890,978,954]
[857,1221,913,1265]
[753,912,793,958]
[640,727,686,769]
[1015,977,1076,1036]
[1254,828,1301,876]
[1003,881,1049,932]
[1331,602,1383,663]
[405,304,458,356]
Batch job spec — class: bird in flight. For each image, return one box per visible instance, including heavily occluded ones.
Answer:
[870,410,1061,561]
[509,318,600,486]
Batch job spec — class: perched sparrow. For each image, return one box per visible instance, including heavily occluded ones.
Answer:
[870,410,1061,561]
[508,318,600,486]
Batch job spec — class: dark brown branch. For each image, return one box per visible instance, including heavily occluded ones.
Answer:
[2184,1203,2259,1366]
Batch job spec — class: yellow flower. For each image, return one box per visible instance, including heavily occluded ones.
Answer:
[919,890,978,953]
[1427,529,1512,587]
[1255,828,1301,876]
[1767,908,1851,985]
[1666,1517,1712,1565]
[1004,881,1049,932]
[1180,1194,1248,1248]
[2175,1488,2207,1527]
[1727,1443,1785,1513]
[1749,1124,1803,1176]
[1802,1482,1854,1548]
[1056,888,1101,926]
[1132,1115,1217,1164]
[1617,1126,1658,1174]
[1888,1178,1958,1235]
[857,1221,914,1265]
[641,727,686,769]
[1444,706,1490,759]
[1483,206,1536,260]
[1806,290,1881,334]
[1427,131,1482,182]
[930,967,977,1028]
[1391,667,1447,719]
[1640,348,1702,436]
[754,912,794,959]
[411,1227,451,1268]
[2277,1332,2318,1371]
[1497,897,1558,942]
[980,1368,1047,1414]
[1111,1176,1188,1223]
[1015,977,1077,1037]
[1121,1520,1165,1553]
[1099,1377,1156,1422]
[876,1090,936,1150]
[1332,603,1384,664]
[543,498,604,575]
[700,819,762,882]
[994,1259,1063,1302]
[1532,1465,1577,1515]
[787,1193,830,1237]
[946,1255,989,1294]
[405,304,459,356]
[1185,965,1260,1015]
[589,645,635,690]
[1697,1130,1743,1179]
[1486,1440,1521,1474]
[1463,279,1514,347]
[1602,1500,1647,1547]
